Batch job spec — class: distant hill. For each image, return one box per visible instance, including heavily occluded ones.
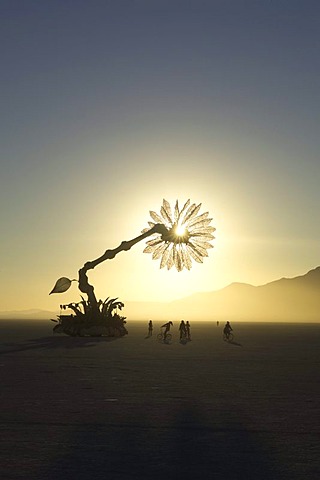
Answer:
[1,267,319,322]
[125,266,320,322]
[0,309,56,320]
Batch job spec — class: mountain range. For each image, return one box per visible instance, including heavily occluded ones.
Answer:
[1,267,319,322]
[125,266,320,322]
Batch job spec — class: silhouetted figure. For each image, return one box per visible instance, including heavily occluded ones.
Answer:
[161,321,173,340]
[186,321,191,340]
[148,320,153,336]
[179,320,187,340]
[216,320,219,327]
[223,321,233,339]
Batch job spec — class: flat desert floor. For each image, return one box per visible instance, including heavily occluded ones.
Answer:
[0,320,319,479]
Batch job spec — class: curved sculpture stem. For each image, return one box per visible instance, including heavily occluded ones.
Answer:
[78,223,168,312]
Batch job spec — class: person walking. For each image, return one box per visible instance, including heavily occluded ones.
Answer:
[186,321,191,340]
[179,320,187,341]
[148,320,153,337]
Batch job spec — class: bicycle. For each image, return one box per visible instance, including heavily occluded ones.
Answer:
[223,331,234,342]
[179,329,188,344]
[157,330,172,343]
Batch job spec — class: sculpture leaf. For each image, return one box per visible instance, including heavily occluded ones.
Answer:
[49,277,74,294]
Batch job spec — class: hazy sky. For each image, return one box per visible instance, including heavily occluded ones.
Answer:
[1,0,319,312]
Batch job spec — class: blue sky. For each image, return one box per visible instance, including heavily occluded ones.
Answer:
[1,1,319,312]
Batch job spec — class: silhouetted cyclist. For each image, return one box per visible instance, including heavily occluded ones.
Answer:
[161,321,173,340]
[223,321,233,339]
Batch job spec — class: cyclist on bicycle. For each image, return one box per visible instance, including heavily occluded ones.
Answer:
[223,321,233,339]
[161,321,173,340]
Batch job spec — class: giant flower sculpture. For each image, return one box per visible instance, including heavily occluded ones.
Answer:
[49,198,215,336]
[142,199,215,271]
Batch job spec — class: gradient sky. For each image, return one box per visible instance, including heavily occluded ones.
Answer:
[1,0,319,313]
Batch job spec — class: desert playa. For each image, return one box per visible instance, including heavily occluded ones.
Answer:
[0,320,319,479]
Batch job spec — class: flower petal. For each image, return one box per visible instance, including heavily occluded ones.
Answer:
[181,245,192,270]
[162,199,173,224]
[174,200,179,222]
[178,199,190,221]
[194,241,214,250]
[152,242,167,260]
[146,237,163,246]
[187,244,204,263]
[191,233,215,242]
[160,205,173,226]
[191,241,211,254]
[160,243,171,269]
[166,245,175,270]
[187,211,209,227]
[182,203,202,225]
[143,245,155,253]
[173,246,183,272]
[188,218,213,230]
[150,211,163,224]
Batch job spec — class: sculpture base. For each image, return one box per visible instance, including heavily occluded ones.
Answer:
[53,314,128,337]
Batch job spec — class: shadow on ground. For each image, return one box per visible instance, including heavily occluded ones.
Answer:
[41,403,278,480]
[227,339,243,347]
[0,335,119,355]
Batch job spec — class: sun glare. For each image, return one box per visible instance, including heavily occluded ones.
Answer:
[175,224,186,237]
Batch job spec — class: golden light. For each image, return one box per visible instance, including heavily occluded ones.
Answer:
[175,224,187,237]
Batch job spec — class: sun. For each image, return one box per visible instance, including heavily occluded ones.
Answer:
[142,198,215,271]
[175,224,187,237]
